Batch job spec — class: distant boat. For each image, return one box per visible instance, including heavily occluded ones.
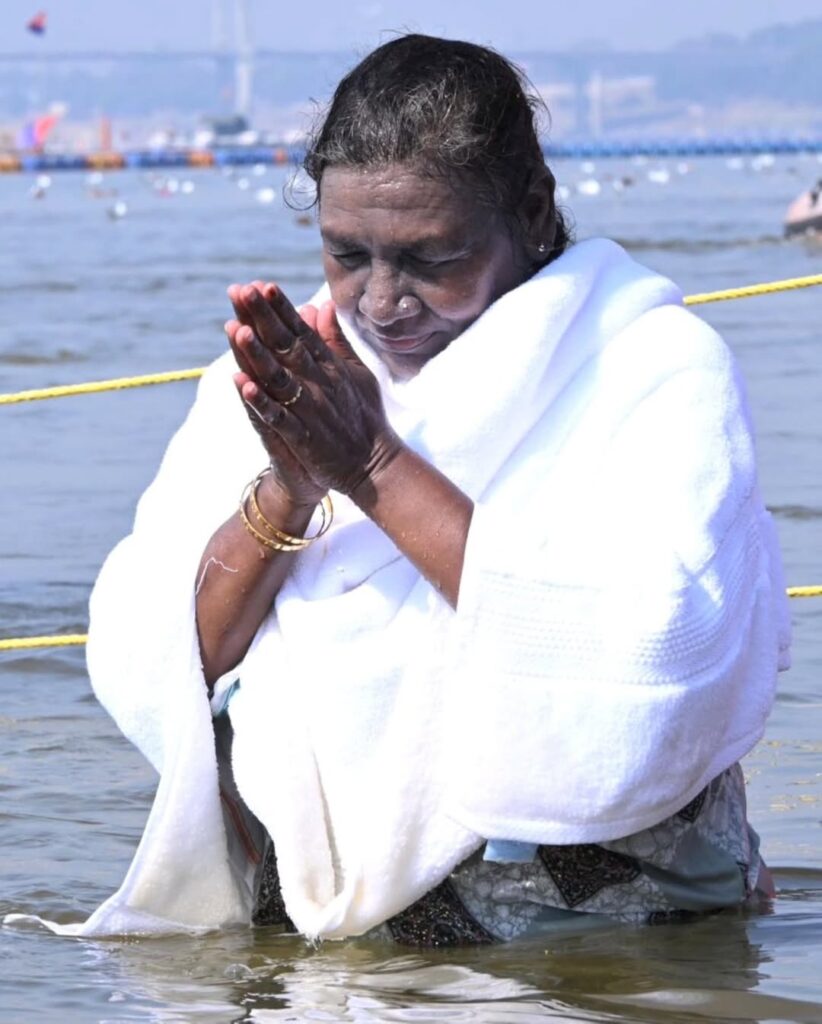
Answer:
[27,11,47,35]
[784,180,822,236]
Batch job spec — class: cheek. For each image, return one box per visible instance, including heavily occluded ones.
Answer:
[427,264,508,326]
[323,259,361,316]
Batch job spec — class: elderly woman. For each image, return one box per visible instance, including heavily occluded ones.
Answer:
[68,35,788,944]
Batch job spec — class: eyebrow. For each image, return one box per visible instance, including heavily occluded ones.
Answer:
[320,231,363,249]
[320,230,470,256]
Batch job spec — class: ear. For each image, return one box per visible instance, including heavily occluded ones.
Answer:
[517,163,558,262]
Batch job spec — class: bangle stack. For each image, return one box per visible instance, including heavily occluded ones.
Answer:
[239,468,333,552]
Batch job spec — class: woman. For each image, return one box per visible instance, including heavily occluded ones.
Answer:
[68,35,789,943]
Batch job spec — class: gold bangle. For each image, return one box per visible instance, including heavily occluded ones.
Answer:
[242,481,311,549]
[238,469,334,554]
[250,469,333,545]
[238,497,305,552]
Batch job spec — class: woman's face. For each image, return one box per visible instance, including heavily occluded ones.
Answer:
[319,163,530,379]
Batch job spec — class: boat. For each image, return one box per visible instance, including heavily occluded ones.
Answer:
[784,180,822,236]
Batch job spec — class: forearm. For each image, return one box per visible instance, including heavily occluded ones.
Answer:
[195,475,315,688]
[351,443,473,608]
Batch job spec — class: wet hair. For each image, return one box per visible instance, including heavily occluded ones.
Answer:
[303,34,571,262]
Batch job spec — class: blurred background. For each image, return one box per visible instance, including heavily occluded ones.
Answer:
[1,0,821,153]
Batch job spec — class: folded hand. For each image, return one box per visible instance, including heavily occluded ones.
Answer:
[226,281,401,503]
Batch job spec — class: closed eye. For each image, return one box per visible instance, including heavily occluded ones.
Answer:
[328,251,368,268]
[406,254,452,268]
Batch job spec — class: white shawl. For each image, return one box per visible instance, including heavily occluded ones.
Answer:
[17,239,790,939]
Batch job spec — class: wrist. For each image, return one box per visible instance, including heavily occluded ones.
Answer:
[348,432,408,512]
[257,472,321,529]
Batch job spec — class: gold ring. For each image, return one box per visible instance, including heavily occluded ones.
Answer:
[280,382,303,408]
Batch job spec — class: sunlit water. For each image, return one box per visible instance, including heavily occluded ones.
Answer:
[1,155,821,1023]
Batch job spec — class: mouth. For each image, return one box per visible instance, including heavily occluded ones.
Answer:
[364,330,434,355]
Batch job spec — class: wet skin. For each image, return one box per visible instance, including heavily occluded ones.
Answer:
[319,164,530,379]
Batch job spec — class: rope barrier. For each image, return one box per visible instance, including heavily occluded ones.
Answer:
[786,585,822,599]
[0,634,88,651]
[3,585,820,651]
[0,274,820,407]
[0,367,206,406]
[683,273,822,307]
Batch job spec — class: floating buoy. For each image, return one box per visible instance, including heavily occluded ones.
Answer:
[577,178,601,197]
[107,200,128,220]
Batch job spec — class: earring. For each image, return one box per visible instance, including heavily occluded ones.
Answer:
[537,242,547,254]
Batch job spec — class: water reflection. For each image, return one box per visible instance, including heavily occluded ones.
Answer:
[79,897,822,1024]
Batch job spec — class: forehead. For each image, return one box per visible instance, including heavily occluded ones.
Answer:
[318,164,487,244]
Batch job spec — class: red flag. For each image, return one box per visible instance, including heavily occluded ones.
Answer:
[27,11,47,35]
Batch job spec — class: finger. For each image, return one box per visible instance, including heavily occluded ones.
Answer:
[241,285,328,384]
[233,324,304,402]
[241,284,298,353]
[316,300,358,361]
[228,282,278,338]
[263,282,311,339]
[261,283,334,365]
[228,280,280,333]
[234,371,271,430]
[227,284,254,327]
[225,318,257,379]
[233,373,298,465]
[297,303,318,332]
[236,376,310,456]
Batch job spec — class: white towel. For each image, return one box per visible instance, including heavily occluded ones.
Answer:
[10,239,790,939]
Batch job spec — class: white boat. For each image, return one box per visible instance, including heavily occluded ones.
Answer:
[784,180,822,236]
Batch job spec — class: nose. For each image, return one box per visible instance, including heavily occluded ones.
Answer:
[357,263,421,327]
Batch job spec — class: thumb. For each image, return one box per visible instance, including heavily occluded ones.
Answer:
[297,303,318,332]
[317,300,358,361]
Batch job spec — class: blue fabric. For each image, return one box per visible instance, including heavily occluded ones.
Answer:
[211,679,240,718]
[483,840,538,864]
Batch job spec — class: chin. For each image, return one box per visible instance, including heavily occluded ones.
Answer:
[395,337,456,380]
[384,353,424,382]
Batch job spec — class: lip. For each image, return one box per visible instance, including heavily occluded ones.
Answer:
[365,330,434,355]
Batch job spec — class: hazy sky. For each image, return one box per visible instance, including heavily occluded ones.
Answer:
[3,0,821,54]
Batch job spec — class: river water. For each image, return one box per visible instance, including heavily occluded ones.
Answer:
[1,155,821,1023]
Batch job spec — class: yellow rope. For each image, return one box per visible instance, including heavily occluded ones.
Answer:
[786,585,822,599]
[683,273,822,306]
[0,367,206,406]
[0,274,819,407]
[3,584,820,651]
[0,634,88,651]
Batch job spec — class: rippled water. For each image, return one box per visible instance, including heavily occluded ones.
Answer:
[1,156,821,1023]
